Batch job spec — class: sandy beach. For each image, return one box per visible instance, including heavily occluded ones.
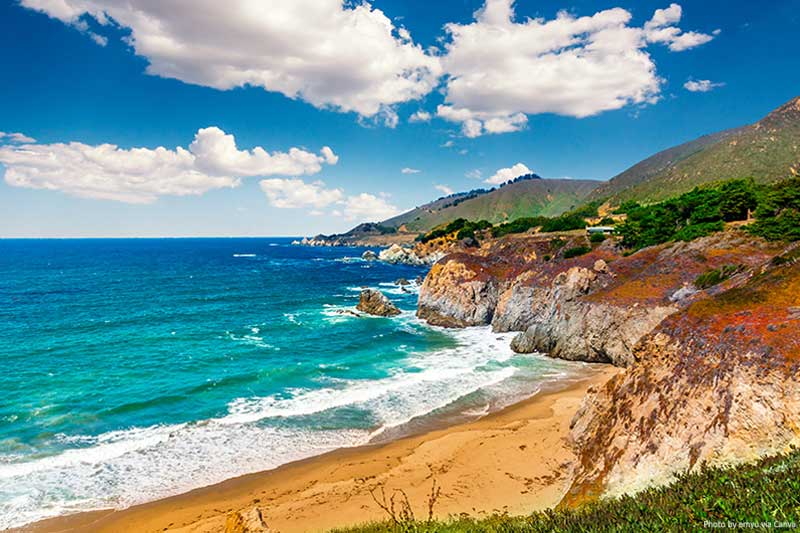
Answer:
[20,364,619,533]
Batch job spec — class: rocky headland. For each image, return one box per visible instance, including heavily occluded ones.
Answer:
[416,229,800,505]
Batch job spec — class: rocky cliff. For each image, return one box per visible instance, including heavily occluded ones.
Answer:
[565,248,800,504]
[417,230,798,504]
[418,231,780,366]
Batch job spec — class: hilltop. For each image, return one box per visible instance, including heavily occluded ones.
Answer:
[593,95,800,203]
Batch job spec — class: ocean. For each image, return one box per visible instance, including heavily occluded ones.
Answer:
[0,238,585,528]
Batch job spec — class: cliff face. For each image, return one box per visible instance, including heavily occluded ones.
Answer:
[566,252,800,504]
[418,231,780,366]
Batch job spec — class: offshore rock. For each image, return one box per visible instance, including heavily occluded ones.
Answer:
[361,250,377,261]
[356,289,401,317]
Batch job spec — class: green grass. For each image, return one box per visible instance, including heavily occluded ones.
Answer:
[330,449,800,533]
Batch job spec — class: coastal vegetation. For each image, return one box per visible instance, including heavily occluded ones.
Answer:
[331,448,800,533]
[616,176,799,250]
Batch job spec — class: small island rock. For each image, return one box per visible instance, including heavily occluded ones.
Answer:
[356,289,401,317]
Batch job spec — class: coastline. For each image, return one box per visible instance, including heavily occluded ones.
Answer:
[21,364,620,533]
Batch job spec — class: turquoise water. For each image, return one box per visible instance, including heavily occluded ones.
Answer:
[0,238,582,528]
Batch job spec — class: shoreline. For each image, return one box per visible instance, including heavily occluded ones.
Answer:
[20,364,620,533]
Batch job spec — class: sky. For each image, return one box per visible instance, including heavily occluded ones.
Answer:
[0,0,798,238]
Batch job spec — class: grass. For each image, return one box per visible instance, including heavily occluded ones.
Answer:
[330,449,800,532]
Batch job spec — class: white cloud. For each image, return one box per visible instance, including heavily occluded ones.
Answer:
[401,167,421,174]
[89,32,107,46]
[339,193,400,222]
[465,169,482,180]
[485,162,531,185]
[0,131,36,143]
[684,79,724,92]
[644,4,718,52]
[438,1,717,136]
[0,127,336,203]
[259,178,344,209]
[21,0,441,120]
[434,184,454,195]
[409,110,432,123]
[440,140,455,148]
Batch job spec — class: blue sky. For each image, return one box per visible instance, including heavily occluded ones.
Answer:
[0,0,797,238]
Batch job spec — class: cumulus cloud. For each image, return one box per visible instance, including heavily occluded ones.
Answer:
[0,131,36,143]
[437,1,717,136]
[485,162,531,185]
[20,0,441,119]
[401,167,421,174]
[337,193,400,222]
[0,127,337,203]
[259,179,344,209]
[684,79,724,92]
[434,184,454,196]
[409,110,432,123]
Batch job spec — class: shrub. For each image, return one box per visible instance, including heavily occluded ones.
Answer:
[491,216,549,238]
[563,246,591,259]
[748,177,800,241]
[589,233,607,243]
[540,214,586,233]
[694,264,742,289]
[599,217,616,225]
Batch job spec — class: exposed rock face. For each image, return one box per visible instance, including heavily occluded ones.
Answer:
[417,254,506,327]
[379,244,426,266]
[419,232,781,367]
[356,289,401,317]
[565,259,800,504]
[361,250,377,261]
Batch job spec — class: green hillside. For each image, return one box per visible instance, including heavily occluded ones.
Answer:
[382,177,600,233]
[592,95,800,204]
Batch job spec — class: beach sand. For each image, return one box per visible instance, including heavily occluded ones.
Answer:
[23,365,620,533]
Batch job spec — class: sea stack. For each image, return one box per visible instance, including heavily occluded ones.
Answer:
[356,289,401,316]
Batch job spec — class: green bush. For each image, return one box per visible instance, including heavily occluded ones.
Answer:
[491,216,549,238]
[589,233,607,243]
[563,246,591,259]
[540,214,586,233]
[599,217,616,225]
[420,219,492,243]
[748,177,800,241]
[694,264,742,289]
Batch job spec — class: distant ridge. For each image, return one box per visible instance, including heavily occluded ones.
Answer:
[593,95,800,203]
[381,174,599,233]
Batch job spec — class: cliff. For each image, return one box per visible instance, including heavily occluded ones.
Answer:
[416,230,798,504]
[566,248,800,504]
[418,231,780,366]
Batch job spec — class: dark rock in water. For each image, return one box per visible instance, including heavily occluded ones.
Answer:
[362,250,378,261]
[356,289,401,317]
[394,278,410,286]
[415,276,423,284]
[335,309,363,318]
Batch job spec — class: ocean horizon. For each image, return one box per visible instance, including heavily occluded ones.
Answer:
[0,238,585,528]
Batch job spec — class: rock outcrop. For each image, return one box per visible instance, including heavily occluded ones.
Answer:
[417,253,508,327]
[378,244,444,266]
[356,289,401,317]
[418,231,781,367]
[361,250,377,261]
[565,256,800,504]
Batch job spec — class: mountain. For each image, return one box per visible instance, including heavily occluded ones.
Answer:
[382,175,600,233]
[592,96,800,204]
